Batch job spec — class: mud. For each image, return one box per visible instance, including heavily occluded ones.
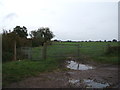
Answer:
[4,58,120,88]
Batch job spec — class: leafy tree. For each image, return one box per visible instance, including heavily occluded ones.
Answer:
[13,26,28,38]
[30,30,37,38]
[2,30,19,61]
[2,26,30,61]
[30,27,54,46]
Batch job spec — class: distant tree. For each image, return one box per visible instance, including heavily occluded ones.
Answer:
[104,40,106,42]
[13,26,28,38]
[99,40,102,42]
[67,40,72,42]
[89,40,92,42]
[112,39,117,42]
[54,39,59,42]
[30,27,54,46]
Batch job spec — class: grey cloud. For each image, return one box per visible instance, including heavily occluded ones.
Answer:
[1,13,18,29]
[2,13,18,25]
[4,13,18,20]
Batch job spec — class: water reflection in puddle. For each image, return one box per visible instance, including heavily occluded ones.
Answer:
[83,79,109,88]
[68,79,109,88]
[67,61,94,70]
[69,79,79,84]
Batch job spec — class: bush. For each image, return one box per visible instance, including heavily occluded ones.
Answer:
[2,52,13,62]
[105,45,120,56]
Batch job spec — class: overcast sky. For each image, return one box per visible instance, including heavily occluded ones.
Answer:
[0,0,119,41]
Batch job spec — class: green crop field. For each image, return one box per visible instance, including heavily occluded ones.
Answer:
[2,41,119,87]
[46,41,119,64]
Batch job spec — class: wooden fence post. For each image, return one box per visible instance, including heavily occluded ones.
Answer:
[42,42,47,60]
[14,40,16,61]
[77,44,80,57]
[28,47,32,60]
[30,48,32,60]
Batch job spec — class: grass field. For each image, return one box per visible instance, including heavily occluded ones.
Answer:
[78,42,119,64]
[47,41,119,64]
[28,41,119,63]
[3,41,119,87]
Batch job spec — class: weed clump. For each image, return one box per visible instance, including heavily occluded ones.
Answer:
[105,45,120,56]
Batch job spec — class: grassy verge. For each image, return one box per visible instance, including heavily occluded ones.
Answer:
[2,57,65,87]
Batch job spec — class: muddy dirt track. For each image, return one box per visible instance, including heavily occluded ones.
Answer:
[5,57,120,88]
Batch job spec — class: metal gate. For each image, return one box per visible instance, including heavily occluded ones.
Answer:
[17,44,80,60]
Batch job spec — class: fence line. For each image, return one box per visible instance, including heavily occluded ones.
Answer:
[17,43,110,61]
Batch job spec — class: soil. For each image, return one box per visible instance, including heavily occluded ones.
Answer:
[4,57,120,88]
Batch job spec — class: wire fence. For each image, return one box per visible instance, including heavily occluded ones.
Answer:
[16,43,111,61]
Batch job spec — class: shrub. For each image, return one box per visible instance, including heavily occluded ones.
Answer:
[2,52,13,62]
[105,45,120,56]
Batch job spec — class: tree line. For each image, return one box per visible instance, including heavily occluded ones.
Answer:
[2,26,54,62]
[53,39,118,42]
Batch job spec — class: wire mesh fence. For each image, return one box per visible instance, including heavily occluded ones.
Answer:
[16,43,113,61]
[17,44,80,60]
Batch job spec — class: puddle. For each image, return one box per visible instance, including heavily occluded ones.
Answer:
[69,79,79,84]
[67,60,94,70]
[68,79,109,88]
[83,79,109,88]
[68,79,81,87]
